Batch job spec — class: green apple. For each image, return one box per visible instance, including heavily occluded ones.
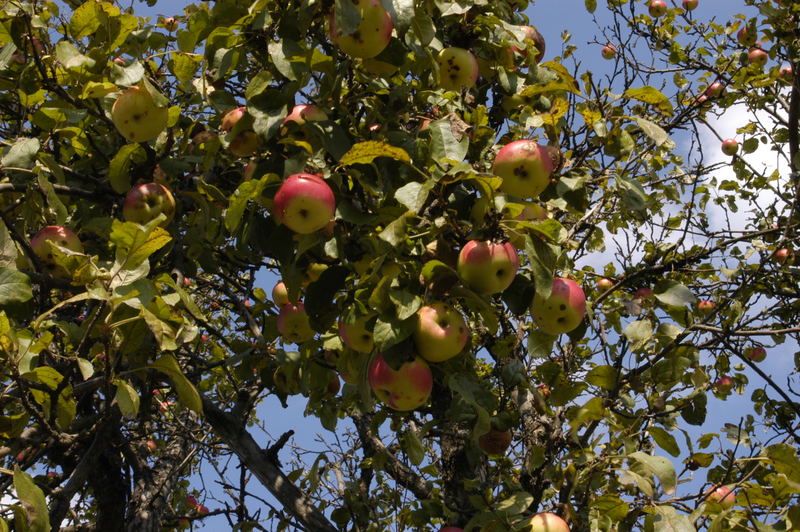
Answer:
[413,303,468,363]
[682,0,698,10]
[329,0,393,59]
[273,173,336,234]
[30,225,84,277]
[436,47,479,91]
[122,183,176,227]
[368,354,433,411]
[493,140,555,199]
[531,278,586,335]
[457,240,519,295]
[272,281,291,307]
[525,512,570,532]
[597,277,614,290]
[111,86,168,143]
[339,314,375,353]
[277,303,315,343]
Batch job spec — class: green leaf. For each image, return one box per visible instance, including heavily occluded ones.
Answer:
[586,365,617,390]
[644,505,696,531]
[634,117,674,148]
[429,118,469,162]
[69,1,102,39]
[395,181,432,213]
[388,288,423,321]
[649,426,681,457]
[36,174,67,224]
[13,467,49,532]
[616,174,648,211]
[0,413,29,439]
[585,0,597,13]
[334,0,361,36]
[590,495,629,523]
[169,52,201,84]
[496,491,533,516]
[0,221,17,268]
[373,316,416,351]
[21,367,76,431]
[628,451,677,495]
[149,354,203,416]
[624,86,673,115]
[109,219,172,281]
[339,141,410,166]
[527,329,556,358]
[108,144,146,194]
[655,281,696,307]
[1,138,40,169]
[76,358,94,381]
[113,379,140,418]
[225,176,269,233]
[0,268,32,305]
[624,319,653,350]
[400,428,425,466]
[378,214,408,247]
[54,41,95,70]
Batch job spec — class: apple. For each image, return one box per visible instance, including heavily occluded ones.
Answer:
[196,505,209,515]
[221,107,260,156]
[601,44,616,60]
[526,512,570,531]
[273,173,336,234]
[436,47,479,91]
[530,278,586,335]
[634,287,653,299]
[779,65,793,83]
[511,26,546,64]
[111,86,169,143]
[715,376,734,393]
[597,277,614,290]
[30,225,84,276]
[743,346,766,362]
[721,138,738,156]
[706,485,735,509]
[327,373,341,396]
[280,104,328,136]
[503,199,548,249]
[705,81,725,99]
[339,314,375,353]
[477,427,513,455]
[272,281,291,306]
[682,0,698,10]
[457,240,519,295]
[748,47,768,68]
[122,183,176,227]
[775,247,794,265]
[146,440,157,452]
[163,17,178,31]
[493,140,555,199]
[277,303,315,343]
[368,354,433,411]
[737,27,755,47]
[648,0,667,17]
[329,0,393,59]
[697,299,715,315]
[413,303,468,363]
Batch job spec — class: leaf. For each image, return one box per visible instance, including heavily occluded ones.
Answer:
[655,280,696,307]
[113,380,140,418]
[373,316,416,351]
[21,367,76,431]
[0,413,28,439]
[334,0,361,36]
[108,144,146,194]
[0,221,17,268]
[527,329,556,358]
[400,428,425,466]
[0,268,32,305]
[225,176,269,233]
[378,214,408,247]
[624,319,653,350]
[586,365,617,390]
[109,219,172,280]
[169,52,201,84]
[149,354,203,416]
[13,467,50,532]
[645,505,696,531]
[76,358,94,381]
[649,426,681,457]
[395,181,432,213]
[429,118,469,162]
[69,2,102,39]
[496,491,533,515]
[36,174,67,224]
[585,0,597,12]
[634,117,675,148]
[628,451,677,495]
[1,138,40,169]
[54,40,96,70]
[339,141,410,166]
[624,86,673,115]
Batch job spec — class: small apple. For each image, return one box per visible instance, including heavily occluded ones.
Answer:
[339,314,375,353]
[122,183,176,227]
[413,303,468,363]
[597,277,614,290]
[163,17,178,31]
[146,440,157,452]
[634,287,654,299]
[511,26,546,64]
[277,303,315,343]
[272,281,291,306]
[706,485,735,509]
[457,240,519,295]
[525,512,570,532]
[697,299,715,315]
[721,138,738,156]
[221,107,260,156]
[196,505,209,515]
[737,27,755,47]
[779,65,793,83]
[715,376,734,394]
[775,247,794,265]
[111,86,169,143]
[329,0,393,59]
[493,140,555,199]
[273,173,336,234]
[705,81,725,99]
[436,47,479,91]
[601,44,617,60]
[478,427,513,455]
[30,225,84,277]
[648,0,667,17]
[682,0,698,10]
[748,47,768,68]
[280,104,328,136]
[327,372,341,396]
[743,346,766,362]
[530,278,586,335]
[368,354,433,411]
[439,528,464,532]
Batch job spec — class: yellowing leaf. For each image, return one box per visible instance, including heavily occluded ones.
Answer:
[339,141,410,166]
[81,81,119,99]
[623,86,673,115]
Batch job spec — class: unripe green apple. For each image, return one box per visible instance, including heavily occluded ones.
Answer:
[30,225,84,277]
[721,139,738,156]
[457,240,519,295]
[531,278,586,335]
[273,173,336,234]
[111,86,168,143]
[368,354,433,411]
[123,183,176,227]
[329,0,393,59]
[277,303,315,343]
[436,47,479,91]
[339,314,375,353]
[682,0,698,10]
[743,345,766,362]
[525,512,570,532]
[413,303,468,363]
[271,281,291,307]
[493,140,555,199]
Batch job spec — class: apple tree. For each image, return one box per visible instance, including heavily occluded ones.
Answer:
[0,0,798,530]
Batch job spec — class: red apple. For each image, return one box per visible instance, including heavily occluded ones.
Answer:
[436,47,479,91]
[682,0,698,10]
[478,427,513,455]
[705,81,725,99]
[111,86,169,143]
[221,107,260,156]
[493,140,555,199]
[30,225,84,277]
[457,240,519,295]
[697,299,715,315]
[280,104,328,136]
[329,0,393,59]
[196,504,208,515]
[511,26,546,64]
[737,27,755,47]
[367,354,433,411]
[339,314,375,353]
[748,47,768,68]
[597,277,614,290]
[439,528,464,532]
[163,17,178,31]
[634,287,654,299]
[526,512,570,531]
[122,183,176,227]
[721,138,738,156]
[706,485,735,509]
[715,376,734,393]
[273,173,336,234]
[413,303,468,363]
[277,303,315,343]
[146,440,157,452]
[601,45,617,60]
[779,65,793,83]
[530,278,586,335]
[743,346,766,362]
[648,0,667,17]
[775,247,794,265]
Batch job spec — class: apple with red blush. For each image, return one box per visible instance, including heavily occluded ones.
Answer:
[368,354,433,411]
[273,173,336,234]
[413,303,468,363]
[123,183,176,227]
[457,240,519,295]
[531,278,586,335]
[493,140,555,199]
[277,303,315,343]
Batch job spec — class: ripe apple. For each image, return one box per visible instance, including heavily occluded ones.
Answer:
[457,240,519,295]
[648,0,667,17]
[163,17,178,31]
[329,0,393,59]
[122,183,176,227]
[327,372,341,396]
[775,247,794,265]
[721,138,738,156]
[706,485,735,509]
[221,107,260,156]
[748,47,768,68]
[111,86,168,143]
[477,427,513,455]
[526,512,570,531]
[493,140,555,199]
[705,81,725,99]
[597,277,614,290]
[601,45,617,60]
[368,354,433,411]
[715,376,734,393]
[221,107,245,133]
[280,104,328,136]
[779,65,793,83]
[530,278,586,335]
[277,303,315,343]
[146,440,157,452]
[436,47,479,91]
[682,0,698,10]
[737,27,755,47]
[413,303,468,363]
[339,314,375,353]
[697,299,715,315]
[743,345,766,362]
[30,225,84,276]
[439,528,464,532]
[272,281,291,306]
[196,504,209,515]
[273,173,336,234]
[511,26,546,64]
